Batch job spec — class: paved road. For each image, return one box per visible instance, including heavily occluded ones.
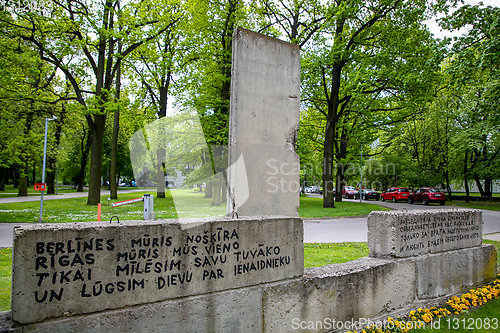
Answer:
[1,193,499,247]
[304,194,500,242]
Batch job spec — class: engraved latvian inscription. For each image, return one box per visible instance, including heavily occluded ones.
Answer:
[12,217,303,324]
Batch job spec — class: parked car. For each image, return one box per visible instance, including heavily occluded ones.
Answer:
[342,186,359,199]
[360,189,380,201]
[380,187,410,202]
[310,186,321,194]
[119,181,137,187]
[408,188,446,205]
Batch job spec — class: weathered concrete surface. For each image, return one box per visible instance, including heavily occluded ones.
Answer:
[262,257,416,333]
[2,244,496,332]
[227,27,301,218]
[416,244,497,299]
[3,285,264,333]
[11,216,303,324]
[368,209,482,258]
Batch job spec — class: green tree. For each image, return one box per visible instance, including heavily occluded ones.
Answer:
[1,0,181,204]
[179,0,247,206]
[300,0,441,207]
[440,4,500,198]
[128,2,186,198]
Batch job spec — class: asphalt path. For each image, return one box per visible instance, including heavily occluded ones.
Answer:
[1,192,499,247]
[304,194,500,243]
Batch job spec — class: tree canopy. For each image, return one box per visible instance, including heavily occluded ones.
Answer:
[0,0,498,206]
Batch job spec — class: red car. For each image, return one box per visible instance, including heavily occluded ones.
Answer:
[342,186,359,199]
[408,188,446,206]
[380,187,410,202]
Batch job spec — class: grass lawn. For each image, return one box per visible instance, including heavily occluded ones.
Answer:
[450,192,500,197]
[0,184,88,197]
[0,190,389,223]
[0,248,11,312]
[448,201,500,212]
[0,184,158,198]
[304,242,369,267]
[298,196,391,218]
[483,240,500,270]
[0,189,227,223]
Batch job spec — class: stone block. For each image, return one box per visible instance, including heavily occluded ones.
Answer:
[263,257,416,333]
[4,285,263,333]
[227,28,301,217]
[368,209,482,258]
[416,244,497,299]
[11,216,303,324]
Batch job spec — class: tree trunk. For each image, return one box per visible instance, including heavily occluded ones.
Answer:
[212,177,221,206]
[77,130,92,192]
[156,75,169,199]
[335,128,349,202]
[18,164,29,197]
[13,167,19,188]
[322,62,343,208]
[109,36,122,200]
[484,177,492,197]
[108,111,119,197]
[109,110,119,199]
[46,171,55,194]
[446,172,452,199]
[87,114,106,205]
[335,163,345,202]
[0,167,6,191]
[474,176,484,196]
[157,148,166,198]
[221,178,227,203]
[205,181,213,198]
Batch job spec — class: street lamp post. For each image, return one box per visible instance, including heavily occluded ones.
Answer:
[39,116,56,222]
[360,144,363,203]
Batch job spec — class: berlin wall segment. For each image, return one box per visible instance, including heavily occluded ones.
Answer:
[11,217,303,324]
[227,27,301,218]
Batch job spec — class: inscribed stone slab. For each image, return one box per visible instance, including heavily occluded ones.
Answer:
[227,28,301,217]
[11,216,303,324]
[368,209,482,258]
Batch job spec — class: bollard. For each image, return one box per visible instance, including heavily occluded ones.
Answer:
[97,203,101,221]
[143,194,154,220]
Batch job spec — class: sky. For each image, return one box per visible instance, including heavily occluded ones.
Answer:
[425,0,499,40]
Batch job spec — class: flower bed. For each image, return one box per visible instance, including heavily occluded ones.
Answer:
[349,274,500,333]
